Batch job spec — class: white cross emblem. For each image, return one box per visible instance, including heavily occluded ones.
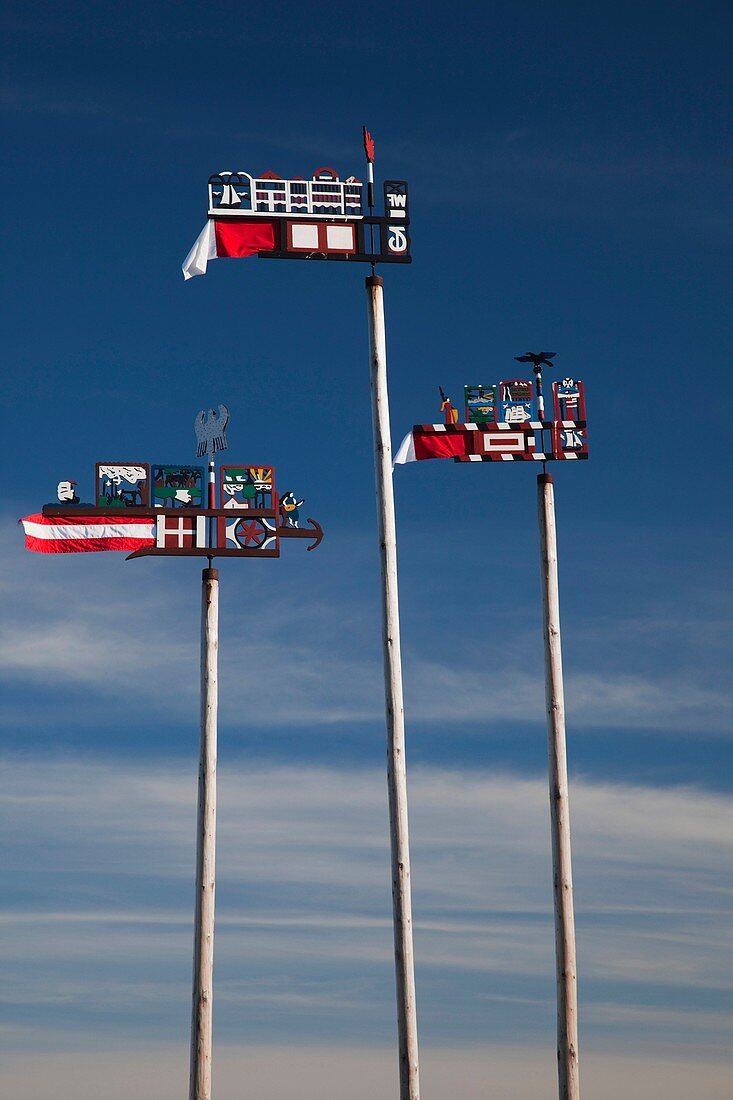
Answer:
[156,515,207,548]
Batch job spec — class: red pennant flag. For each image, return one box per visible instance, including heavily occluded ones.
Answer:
[362,126,375,164]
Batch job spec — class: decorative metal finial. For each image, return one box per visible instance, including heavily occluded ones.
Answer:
[514,351,557,375]
[194,404,230,459]
[515,352,556,420]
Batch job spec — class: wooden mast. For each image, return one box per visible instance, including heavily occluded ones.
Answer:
[189,566,219,1100]
[365,274,420,1100]
[537,473,580,1100]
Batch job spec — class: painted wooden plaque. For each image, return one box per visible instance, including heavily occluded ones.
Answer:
[551,424,588,460]
[96,464,150,508]
[552,379,587,422]
[217,464,279,555]
[151,465,204,509]
[471,426,538,460]
[498,379,538,424]
[155,514,208,549]
[465,384,498,425]
[219,465,274,509]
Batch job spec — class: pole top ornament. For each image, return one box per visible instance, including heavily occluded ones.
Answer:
[195,405,230,459]
[515,352,557,375]
[362,125,375,163]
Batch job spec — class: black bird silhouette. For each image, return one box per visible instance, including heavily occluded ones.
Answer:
[514,351,556,374]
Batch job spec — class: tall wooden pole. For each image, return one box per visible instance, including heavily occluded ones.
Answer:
[537,474,580,1100]
[365,274,420,1100]
[189,566,219,1100]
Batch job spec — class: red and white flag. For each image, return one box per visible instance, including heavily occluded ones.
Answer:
[182,220,277,279]
[393,428,470,465]
[394,424,542,465]
[21,514,155,554]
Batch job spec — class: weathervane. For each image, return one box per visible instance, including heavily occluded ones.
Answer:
[22,407,323,558]
[395,355,586,1100]
[181,129,421,1100]
[182,129,410,278]
[396,363,587,465]
[20,406,325,1100]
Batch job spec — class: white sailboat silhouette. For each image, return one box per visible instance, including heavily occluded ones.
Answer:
[219,183,242,206]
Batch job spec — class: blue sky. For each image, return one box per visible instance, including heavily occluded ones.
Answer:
[2,2,732,1097]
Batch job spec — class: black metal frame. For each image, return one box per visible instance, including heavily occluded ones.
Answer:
[254,216,411,264]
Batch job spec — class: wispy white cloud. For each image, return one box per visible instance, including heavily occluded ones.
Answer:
[2,755,732,1058]
[406,658,733,732]
[2,521,730,734]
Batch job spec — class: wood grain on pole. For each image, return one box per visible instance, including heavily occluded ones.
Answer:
[365,275,420,1100]
[537,474,580,1100]
[189,566,219,1100]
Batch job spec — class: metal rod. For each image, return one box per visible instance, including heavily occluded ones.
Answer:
[207,457,216,551]
[189,566,219,1100]
[537,474,580,1100]
[534,364,545,419]
[365,274,420,1100]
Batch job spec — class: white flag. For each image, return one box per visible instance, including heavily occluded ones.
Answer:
[182,222,216,280]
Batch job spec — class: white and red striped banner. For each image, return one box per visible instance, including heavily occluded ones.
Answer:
[21,514,155,554]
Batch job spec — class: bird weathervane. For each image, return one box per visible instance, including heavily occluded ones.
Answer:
[514,352,557,418]
[195,404,230,459]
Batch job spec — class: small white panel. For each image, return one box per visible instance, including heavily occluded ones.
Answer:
[291,224,319,250]
[325,224,355,250]
[483,432,525,451]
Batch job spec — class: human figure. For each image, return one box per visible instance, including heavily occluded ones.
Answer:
[441,397,459,424]
[439,386,459,424]
[57,480,79,504]
[280,491,304,528]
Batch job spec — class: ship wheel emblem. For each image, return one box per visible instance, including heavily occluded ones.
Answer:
[232,517,276,550]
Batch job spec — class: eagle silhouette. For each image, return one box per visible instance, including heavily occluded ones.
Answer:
[514,352,557,373]
[195,404,230,458]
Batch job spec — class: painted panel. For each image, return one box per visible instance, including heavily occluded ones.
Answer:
[151,465,204,509]
[552,378,587,422]
[464,384,498,425]
[473,429,536,458]
[96,464,150,508]
[498,379,538,424]
[219,465,275,510]
[156,514,207,549]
